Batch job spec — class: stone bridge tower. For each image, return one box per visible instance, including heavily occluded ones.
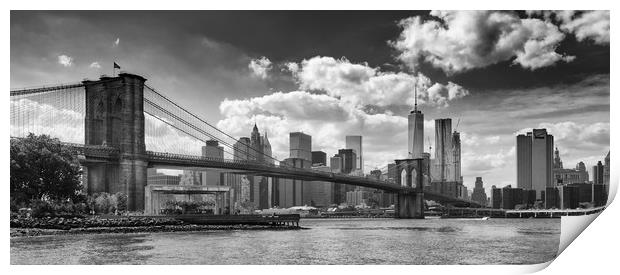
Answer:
[83,73,147,211]
[394,157,429,218]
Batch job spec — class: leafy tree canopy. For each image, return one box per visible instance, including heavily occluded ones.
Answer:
[10,133,83,204]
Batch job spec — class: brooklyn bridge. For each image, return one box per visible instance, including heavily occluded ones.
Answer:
[10,73,483,218]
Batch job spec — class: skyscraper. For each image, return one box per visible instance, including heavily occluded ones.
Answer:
[202,139,224,159]
[228,125,274,210]
[516,129,554,199]
[593,161,604,184]
[345,135,363,173]
[408,86,424,159]
[576,161,587,172]
[471,177,488,206]
[262,132,273,165]
[233,137,251,161]
[516,133,532,190]
[330,155,345,204]
[330,155,342,173]
[553,147,563,169]
[305,166,334,207]
[531,129,554,198]
[337,148,357,174]
[201,140,224,186]
[250,123,264,162]
[603,151,610,185]
[433,118,453,182]
[311,151,327,166]
[452,131,462,183]
[290,132,312,161]
[276,158,311,207]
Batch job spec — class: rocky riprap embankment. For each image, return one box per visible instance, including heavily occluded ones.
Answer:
[11,216,184,230]
[10,216,303,237]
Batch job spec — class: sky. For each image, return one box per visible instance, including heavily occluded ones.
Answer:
[10,10,610,193]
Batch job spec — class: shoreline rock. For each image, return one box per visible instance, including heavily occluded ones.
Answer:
[10,216,305,238]
[10,224,305,238]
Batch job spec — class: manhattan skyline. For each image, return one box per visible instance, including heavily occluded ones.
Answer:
[10,10,610,193]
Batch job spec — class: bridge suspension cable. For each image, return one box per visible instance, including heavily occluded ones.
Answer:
[143,84,289,166]
[10,84,86,143]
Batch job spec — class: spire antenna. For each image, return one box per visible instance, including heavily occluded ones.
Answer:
[414,83,418,112]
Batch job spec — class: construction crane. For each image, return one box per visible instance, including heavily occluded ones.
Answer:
[454,118,461,132]
[427,136,432,155]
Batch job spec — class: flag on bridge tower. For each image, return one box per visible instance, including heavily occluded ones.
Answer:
[113,62,121,76]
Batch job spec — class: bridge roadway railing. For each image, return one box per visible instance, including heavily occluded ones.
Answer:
[145,151,409,193]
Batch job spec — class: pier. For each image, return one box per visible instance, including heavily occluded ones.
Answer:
[439,206,606,218]
[174,214,300,227]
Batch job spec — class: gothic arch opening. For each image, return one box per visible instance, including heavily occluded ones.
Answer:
[410,168,417,188]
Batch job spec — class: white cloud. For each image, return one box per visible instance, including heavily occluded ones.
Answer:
[559,11,610,45]
[248,56,272,79]
[223,54,472,168]
[291,56,469,107]
[284,62,299,74]
[463,146,514,172]
[391,11,574,74]
[57,55,73,67]
[113,37,120,47]
[89,62,101,69]
[461,132,501,147]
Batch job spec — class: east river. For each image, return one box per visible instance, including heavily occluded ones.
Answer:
[10,218,559,265]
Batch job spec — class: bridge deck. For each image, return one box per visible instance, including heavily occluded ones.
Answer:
[12,139,481,207]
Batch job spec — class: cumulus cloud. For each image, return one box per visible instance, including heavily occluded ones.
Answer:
[248,56,272,79]
[391,10,574,74]
[291,56,469,107]
[527,11,609,45]
[57,54,73,67]
[463,149,513,172]
[284,62,299,74]
[220,55,472,168]
[89,62,101,69]
[559,11,610,45]
[220,91,350,121]
[461,132,501,147]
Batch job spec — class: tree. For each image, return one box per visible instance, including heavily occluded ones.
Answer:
[10,134,83,204]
